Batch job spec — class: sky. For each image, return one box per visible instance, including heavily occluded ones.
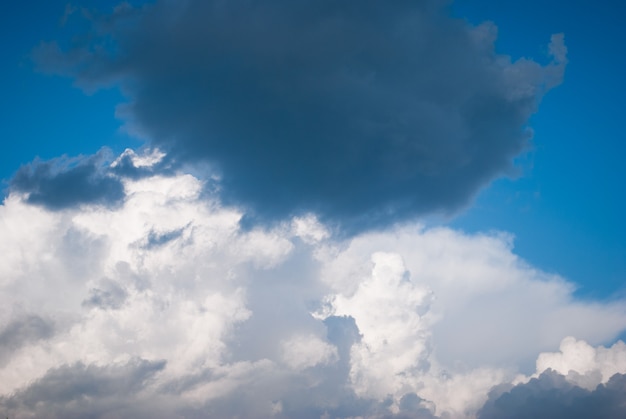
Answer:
[1,1,625,418]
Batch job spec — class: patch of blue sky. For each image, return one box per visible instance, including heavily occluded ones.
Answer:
[0,1,138,186]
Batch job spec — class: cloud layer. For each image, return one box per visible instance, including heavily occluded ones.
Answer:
[1,151,624,418]
[35,0,566,230]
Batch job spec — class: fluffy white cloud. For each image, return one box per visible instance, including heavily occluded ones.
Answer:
[315,226,626,372]
[531,336,626,389]
[1,152,626,418]
[281,334,338,370]
[318,252,434,401]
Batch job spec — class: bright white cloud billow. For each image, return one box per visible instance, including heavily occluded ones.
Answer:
[1,154,626,418]
[533,336,626,389]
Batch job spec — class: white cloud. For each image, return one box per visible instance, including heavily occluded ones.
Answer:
[1,154,626,418]
[281,334,338,370]
[320,252,434,400]
[531,336,626,389]
[112,148,166,168]
[291,214,330,244]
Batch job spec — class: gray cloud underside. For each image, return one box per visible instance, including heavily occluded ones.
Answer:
[0,364,436,418]
[9,151,125,210]
[0,319,434,419]
[0,315,54,366]
[0,358,166,419]
[34,0,566,231]
[6,363,624,418]
[478,370,626,419]
[7,148,173,210]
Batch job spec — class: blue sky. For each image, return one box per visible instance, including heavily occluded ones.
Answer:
[0,1,134,168]
[1,1,625,418]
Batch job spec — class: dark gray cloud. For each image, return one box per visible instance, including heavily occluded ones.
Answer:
[0,358,166,419]
[9,150,125,210]
[7,147,175,210]
[34,0,566,231]
[478,370,626,419]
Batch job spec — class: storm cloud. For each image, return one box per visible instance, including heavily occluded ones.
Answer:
[35,0,566,231]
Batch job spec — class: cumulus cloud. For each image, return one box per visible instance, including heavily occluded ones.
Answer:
[281,334,339,370]
[1,150,625,418]
[33,0,566,230]
[478,370,626,419]
[532,336,626,389]
[313,227,626,373]
[477,337,626,418]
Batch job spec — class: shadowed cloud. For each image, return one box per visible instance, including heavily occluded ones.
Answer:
[7,147,173,210]
[0,358,166,419]
[0,315,55,366]
[34,0,566,232]
[9,150,125,210]
[478,370,626,419]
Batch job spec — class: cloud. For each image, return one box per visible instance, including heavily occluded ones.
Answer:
[314,227,626,374]
[534,337,626,388]
[7,147,174,211]
[0,314,54,366]
[477,337,626,419]
[1,151,625,418]
[82,277,129,310]
[478,370,626,419]
[0,358,167,419]
[9,149,125,210]
[281,334,339,370]
[34,0,567,231]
